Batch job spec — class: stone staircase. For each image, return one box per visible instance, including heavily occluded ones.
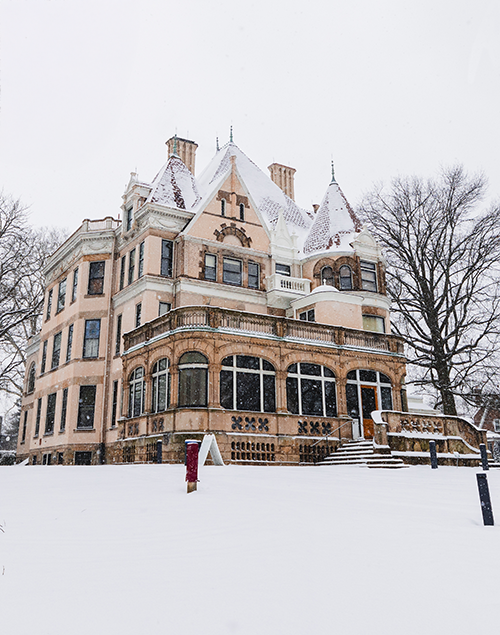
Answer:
[319,440,408,469]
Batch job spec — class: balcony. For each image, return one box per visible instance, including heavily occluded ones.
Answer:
[265,273,310,295]
[124,306,405,356]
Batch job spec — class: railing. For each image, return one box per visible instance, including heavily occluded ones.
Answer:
[123,306,405,355]
[265,273,310,295]
[81,217,121,232]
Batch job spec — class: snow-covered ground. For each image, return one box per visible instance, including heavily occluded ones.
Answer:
[1,463,499,634]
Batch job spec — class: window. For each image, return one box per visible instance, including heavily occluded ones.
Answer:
[138,241,145,278]
[345,370,393,420]
[223,257,242,285]
[128,367,145,417]
[287,363,337,417]
[57,452,64,464]
[66,324,73,362]
[27,363,36,394]
[126,206,133,231]
[220,356,276,413]
[299,309,315,322]
[115,315,122,355]
[239,203,245,221]
[221,198,226,216]
[248,262,260,289]
[128,249,136,285]
[152,358,170,413]
[46,289,53,320]
[56,279,67,313]
[34,398,42,437]
[41,340,48,374]
[135,303,142,328]
[321,266,334,286]
[205,254,217,281]
[119,256,126,290]
[493,419,500,433]
[159,302,171,316]
[45,393,57,434]
[71,268,79,302]
[77,385,96,429]
[362,315,385,333]
[51,332,62,369]
[42,453,52,465]
[88,261,105,295]
[339,265,352,290]
[74,451,92,465]
[276,263,291,276]
[111,381,118,428]
[60,388,68,432]
[178,352,208,407]
[21,410,28,443]
[360,261,377,292]
[83,319,100,358]
[161,240,173,277]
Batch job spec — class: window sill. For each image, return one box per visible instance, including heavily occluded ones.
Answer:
[84,294,105,299]
[58,429,66,434]
[74,428,96,433]
[44,432,54,437]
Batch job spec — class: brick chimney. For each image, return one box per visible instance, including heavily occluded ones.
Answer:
[166,136,198,174]
[268,163,296,201]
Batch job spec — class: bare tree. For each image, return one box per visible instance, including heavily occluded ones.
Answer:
[359,166,500,415]
[0,194,67,397]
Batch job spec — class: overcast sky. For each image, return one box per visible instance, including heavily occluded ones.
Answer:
[1,0,499,231]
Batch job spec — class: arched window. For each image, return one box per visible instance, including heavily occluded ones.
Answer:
[27,363,36,394]
[321,266,334,286]
[339,265,353,290]
[239,203,245,221]
[129,367,145,417]
[152,358,170,413]
[220,355,276,413]
[286,363,337,417]
[178,352,208,407]
[221,198,226,216]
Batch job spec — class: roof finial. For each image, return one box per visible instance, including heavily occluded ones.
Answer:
[216,136,220,151]
[230,126,233,143]
[330,160,337,184]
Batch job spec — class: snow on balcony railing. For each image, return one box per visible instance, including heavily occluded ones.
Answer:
[265,274,310,295]
[123,306,404,355]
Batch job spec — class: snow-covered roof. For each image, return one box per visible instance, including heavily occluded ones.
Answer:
[303,181,362,254]
[146,155,200,210]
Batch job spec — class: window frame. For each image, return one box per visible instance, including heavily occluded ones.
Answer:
[88,261,105,295]
[119,255,126,290]
[60,387,68,432]
[299,309,315,322]
[321,266,334,286]
[41,340,48,374]
[135,303,142,328]
[345,369,393,418]
[83,319,101,358]
[138,241,145,278]
[46,289,53,320]
[126,206,133,232]
[51,332,62,369]
[152,358,171,413]
[220,355,276,413]
[248,262,260,289]
[34,398,42,437]
[45,392,57,435]
[239,203,245,221]
[27,363,36,394]
[128,367,145,418]
[66,324,74,362]
[286,363,337,418]
[159,302,171,317]
[275,263,291,277]
[221,198,227,216]
[111,380,119,428]
[362,314,386,333]
[178,352,208,408]
[204,253,217,281]
[71,268,79,303]
[223,257,242,286]
[56,278,67,313]
[339,265,353,290]
[115,314,122,355]
[161,239,173,278]
[77,385,97,429]
[128,248,136,285]
[360,260,378,292]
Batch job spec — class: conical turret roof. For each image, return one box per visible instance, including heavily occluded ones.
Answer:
[147,154,200,210]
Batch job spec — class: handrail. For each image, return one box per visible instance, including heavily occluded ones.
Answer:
[310,418,354,448]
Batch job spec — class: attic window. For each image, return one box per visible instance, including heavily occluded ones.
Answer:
[126,207,133,232]
[239,203,245,221]
[221,199,226,216]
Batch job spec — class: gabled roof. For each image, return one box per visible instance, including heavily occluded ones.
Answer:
[303,180,362,254]
[146,154,200,210]
[194,143,313,244]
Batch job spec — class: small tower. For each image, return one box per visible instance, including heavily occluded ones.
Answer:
[166,136,198,174]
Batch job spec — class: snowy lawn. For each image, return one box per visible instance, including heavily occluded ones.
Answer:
[1,463,500,635]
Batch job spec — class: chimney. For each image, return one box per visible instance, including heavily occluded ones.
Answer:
[268,163,296,201]
[166,136,198,174]
[312,204,320,213]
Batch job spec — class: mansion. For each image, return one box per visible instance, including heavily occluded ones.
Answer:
[17,135,408,466]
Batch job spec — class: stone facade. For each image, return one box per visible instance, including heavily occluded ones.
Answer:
[17,136,407,466]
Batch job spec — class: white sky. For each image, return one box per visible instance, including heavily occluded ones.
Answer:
[1,0,499,230]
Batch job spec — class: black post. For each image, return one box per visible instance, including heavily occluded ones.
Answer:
[476,473,494,525]
[156,440,163,464]
[479,443,489,471]
[429,440,438,469]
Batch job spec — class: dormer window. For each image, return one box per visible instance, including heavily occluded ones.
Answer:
[321,266,334,286]
[239,203,245,221]
[276,263,291,277]
[360,261,377,292]
[221,199,226,216]
[126,207,133,232]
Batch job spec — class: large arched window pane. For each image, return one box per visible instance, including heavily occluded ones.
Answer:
[286,363,337,417]
[152,358,170,413]
[129,367,145,417]
[220,355,276,413]
[27,363,36,394]
[321,266,334,286]
[178,352,208,407]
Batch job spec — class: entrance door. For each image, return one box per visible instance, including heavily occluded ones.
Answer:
[360,386,378,439]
